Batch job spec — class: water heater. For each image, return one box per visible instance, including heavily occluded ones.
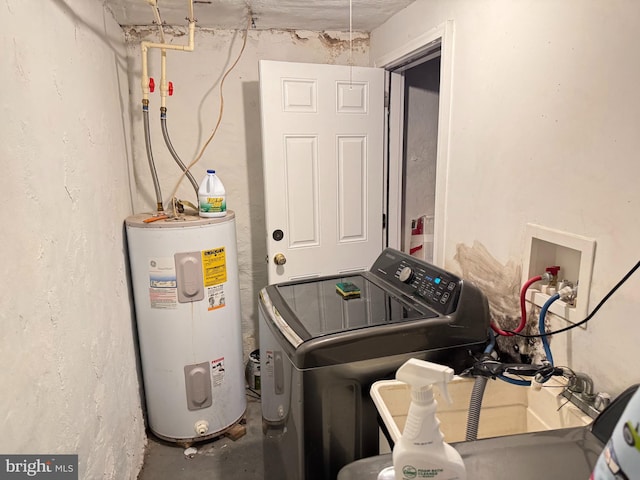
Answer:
[125,212,246,443]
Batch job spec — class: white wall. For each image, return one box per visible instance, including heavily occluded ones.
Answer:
[0,1,145,477]
[124,27,369,355]
[372,0,640,396]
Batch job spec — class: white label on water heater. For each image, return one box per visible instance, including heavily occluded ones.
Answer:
[148,257,178,309]
[207,284,226,311]
[211,357,225,387]
[265,350,274,378]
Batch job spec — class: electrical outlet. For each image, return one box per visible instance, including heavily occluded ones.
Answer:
[523,224,596,327]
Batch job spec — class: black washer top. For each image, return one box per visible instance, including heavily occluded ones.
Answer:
[261,249,490,369]
[275,274,435,337]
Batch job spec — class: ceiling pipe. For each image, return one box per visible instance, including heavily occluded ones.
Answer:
[140,0,196,101]
[138,0,196,213]
[148,0,166,43]
[160,48,168,108]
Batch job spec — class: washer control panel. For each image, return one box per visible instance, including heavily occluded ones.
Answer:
[370,248,462,315]
[395,259,458,309]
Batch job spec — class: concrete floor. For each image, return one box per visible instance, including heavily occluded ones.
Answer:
[137,394,264,479]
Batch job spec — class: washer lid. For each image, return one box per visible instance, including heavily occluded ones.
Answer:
[260,249,490,369]
[273,274,436,339]
[262,274,458,369]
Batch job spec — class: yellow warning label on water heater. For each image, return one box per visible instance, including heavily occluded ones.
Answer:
[202,247,227,287]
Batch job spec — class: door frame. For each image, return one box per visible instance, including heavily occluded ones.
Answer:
[375,20,454,267]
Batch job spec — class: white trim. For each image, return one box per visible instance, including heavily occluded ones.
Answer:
[386,71,404,250]
[382,71,390,248]
[392,49,442,74]
[433,20,455,267]
[376,20,455,267]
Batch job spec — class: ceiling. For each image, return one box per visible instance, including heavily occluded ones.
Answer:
[104,0,415,31]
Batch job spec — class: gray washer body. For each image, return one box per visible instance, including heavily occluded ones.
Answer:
[259,248,490,480]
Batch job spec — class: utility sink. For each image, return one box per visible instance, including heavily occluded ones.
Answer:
[371,376,592,449]
[340,376,633,479]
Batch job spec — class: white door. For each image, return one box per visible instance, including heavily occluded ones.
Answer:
[259,60,385,283]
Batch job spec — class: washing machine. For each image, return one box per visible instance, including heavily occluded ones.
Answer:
[258,248,490,480]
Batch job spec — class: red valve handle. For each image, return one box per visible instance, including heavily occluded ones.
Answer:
[149,77,155,93]
[168,82,174,96]
[545,266,561,277]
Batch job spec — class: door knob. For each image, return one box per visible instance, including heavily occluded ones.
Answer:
[274,253,287,266]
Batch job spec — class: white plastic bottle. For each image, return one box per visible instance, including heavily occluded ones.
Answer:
[591,386,640,479]
[198,169,226,218]
[378,359,466,480]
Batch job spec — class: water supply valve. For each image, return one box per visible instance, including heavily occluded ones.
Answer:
[168,82,174,96]
[545,266,561,284]
[558,282,578,305]
[149,77,156,93]
[540,266,561,294]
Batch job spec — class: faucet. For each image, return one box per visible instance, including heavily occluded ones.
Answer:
[568,372,594,397]
[561,371,610,419]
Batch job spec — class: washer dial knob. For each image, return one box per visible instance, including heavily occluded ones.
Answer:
[398,266,414,284]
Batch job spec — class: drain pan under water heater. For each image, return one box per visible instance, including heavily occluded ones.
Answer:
[126,212,246,443]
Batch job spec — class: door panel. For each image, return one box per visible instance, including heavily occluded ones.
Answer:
[338,135,367,242]
[284,135,319,246]
[259,60,384,283]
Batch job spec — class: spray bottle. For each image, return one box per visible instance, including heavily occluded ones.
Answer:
[591,386,640,479]
[378,358,466,480]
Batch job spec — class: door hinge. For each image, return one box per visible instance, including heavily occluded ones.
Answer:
[382,213,387,229]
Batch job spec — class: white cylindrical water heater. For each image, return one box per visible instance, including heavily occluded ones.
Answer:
[125,211,246,443]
